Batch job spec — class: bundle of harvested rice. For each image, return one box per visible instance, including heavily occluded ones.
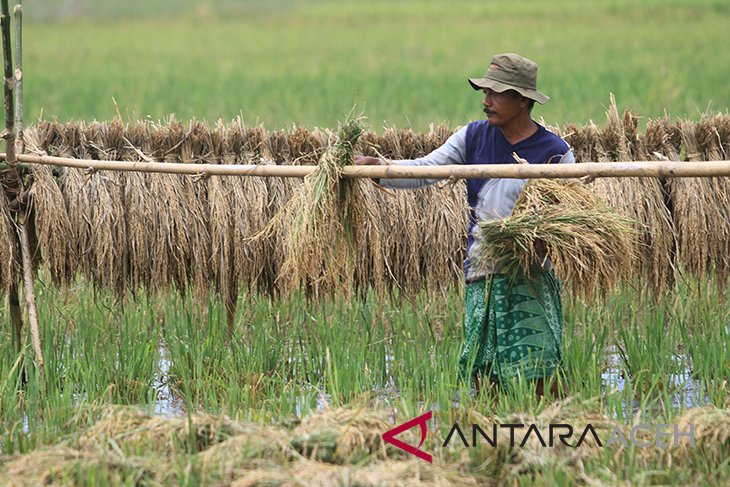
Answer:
[290,407,394,464]
[671,405,730,464]
[669,115,730,288]
[260,116,381,297]
[0,189,18,292]
[475,178,639,299]
[198,426,294,483]
[1,445,165,487]
[231,459,479,487]
[77,406,244,456]
[587,99,675,296]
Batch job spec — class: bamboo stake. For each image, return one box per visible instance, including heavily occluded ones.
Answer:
[18,218,42,371]
[1,0,22,356]
[8,281,21,349]
[4,151,730,179]
[1,0,42,372]
[12,0,20,153]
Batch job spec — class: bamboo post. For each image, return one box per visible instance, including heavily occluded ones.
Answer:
[8,280,21,348]
[1,0,43,372]
[12,0,20,153]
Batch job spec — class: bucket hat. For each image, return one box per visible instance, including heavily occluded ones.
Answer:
[468,53,549,104]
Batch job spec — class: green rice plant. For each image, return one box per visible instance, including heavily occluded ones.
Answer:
[674,274,730,408]
[2,274,730,485]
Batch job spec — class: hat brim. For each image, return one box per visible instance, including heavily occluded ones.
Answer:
[468,77,549,104]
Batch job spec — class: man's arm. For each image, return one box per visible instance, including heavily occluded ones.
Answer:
[354,126,468,189]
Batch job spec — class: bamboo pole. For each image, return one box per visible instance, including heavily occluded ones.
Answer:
[3,151,730,179]
[1,0,22,357]
[18,216,42,371]
[1,0,42,372]
[12,0,21,153]
[8,281,21,348]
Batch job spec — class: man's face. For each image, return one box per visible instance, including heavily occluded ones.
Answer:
[482,88,528,127]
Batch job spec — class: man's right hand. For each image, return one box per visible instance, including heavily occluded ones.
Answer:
[354,155,381,166]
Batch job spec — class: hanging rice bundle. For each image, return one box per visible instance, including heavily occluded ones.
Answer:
[23,127,73,287]
[258,116,380,297]
[8,113,730,301]
[0,189,18,292]
[373,127,426,296]
[475,178,639,299]
[586,99,675,296]
[415,125,469,295]
[669,116,730,288]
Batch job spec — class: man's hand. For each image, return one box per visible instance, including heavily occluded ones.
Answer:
[354,155,381,166]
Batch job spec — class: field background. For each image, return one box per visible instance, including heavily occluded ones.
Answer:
[22,0,730,131]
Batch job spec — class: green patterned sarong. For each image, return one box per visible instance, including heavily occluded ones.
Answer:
[458,270,563,384]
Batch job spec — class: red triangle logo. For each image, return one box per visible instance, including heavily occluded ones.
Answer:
[382,411,433,463]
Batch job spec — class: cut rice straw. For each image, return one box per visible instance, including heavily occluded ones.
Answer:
[254,115,377,298]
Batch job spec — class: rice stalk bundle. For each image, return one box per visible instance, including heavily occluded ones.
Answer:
[559,121,600,164]
[476,178,639,299]
[0,189,18,292]
[375,127,430,296]
[290,407,393,464]
[589,100,675,295]
[228,165,268,298]
[344,176,387,298]
[231,459,479,487]
[26,164,71,286]
[261,170,299,297]
[668,117,730,287]
[53,123,92,286]
[56,121,126,292]
[696,115,730,286]
[288,125,326,165]
[630,116,677,294]
[80,121,130,295]
[259,117,371,297]
[216,119,275,298]
[413,125,469,294]
[23,128,73,287]
[181,121,215,298]
[416,182,468,294]
[671,406,730,465]
[265,128,291,164]
[123,171,153,292]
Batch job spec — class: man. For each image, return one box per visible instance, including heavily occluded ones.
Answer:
[355,53,574,396]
